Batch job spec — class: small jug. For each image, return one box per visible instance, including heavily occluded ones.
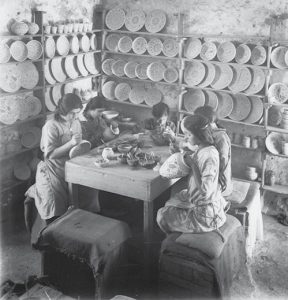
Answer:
[102,147,114,160]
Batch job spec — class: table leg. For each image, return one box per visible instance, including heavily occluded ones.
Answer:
[68,182,79,208]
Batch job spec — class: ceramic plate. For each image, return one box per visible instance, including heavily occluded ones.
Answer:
[64,56,79,79]
[125,8,145,32]
[210,64,233,90]
[183,89,205,112]
[145,88,162,106]
[9,40,27,62]
[145,9,166,33]
[129,86,146,104]
[105,34,121,52]
[265,132,288,155]
[0,65,21,93]
[244,67,266,95]
[242,96,263,124]
[124,61,138,78]
[0,96,20,124]
[135,62,149,80]
[183,60,206,86]
[45,87,57,111]
[235,44,251,64]
[0,43,11,63]
[84,53,100,75]
[118,35,133,53]
[197,62,216,88]
[163,67,178,83]
[268,83,288,104]
[147,62,165,82]
[18,62,39,89]
[102,80,117,100]
[217,41,236,63]
[52,85,62,106]
[251,45,266,66]
[69,140,91,158]
[26,40,43,60]
[80,34,90,52]
[184,37,202,59]
[114,82,131,101]
[162,38,179,57]
[147,38,163,56]
[271,46,288,69]
[204,90,218,110]
[26,95,42,116]
[45,37,56,58]
[102,58,115,76]
[76,54,89,76]
[51,57,67,82]
[229,94,251,121]
[90,34,97,50]
[56,35,69,56]
[69,35,79,54]
[200,41,217,61]
[112,59,126,77]
[216,92,234,119]
[105,8,126,30]
[132,36,147,55]
[229,66,252,93]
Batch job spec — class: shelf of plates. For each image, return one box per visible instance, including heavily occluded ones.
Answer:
[100,8,184,111]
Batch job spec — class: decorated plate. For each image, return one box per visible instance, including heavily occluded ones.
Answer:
[105,8,126,30]
[265,132,288,155]
[242,96,264,124]
[64,56,79,79]
[118,35,133,53]
[251,45,267,66]
[183,89,205,112]
[235,44,251,64]
[163,38,179,57]
[271,46,288,69]
[124,61,138,78]
[132,36,147,55]
[112,59,126,77]
[135,62,149,80]
[200,41,217,61]
[102,58,115,76]
[217,41,236,63]
[197,62,216,88]
[210,64,233,90]
[216,92,234,119]
[268,83,288,104]
[76,54,89,76]
[56,35,69,56]
[0,96,20,124]
[105,34,121,52]
[125,9,145,32]
[18,62,39,89]
[184,37,202,59]
[229,94,251,121]
[45,37,56,58]
[147,38,163,56]
[183,60,206,86]
[26,40,43,60]
[84,53,100,75]
[114,82,131,101]
[51,57,67,82]
[145,9,166,33]
[145,87,162,106]
[129,86,146,104]
[102,80,117,100]
[9,40,28,62]
[228,66,252,93]
[147,62,165,82]
[163,67,178,83]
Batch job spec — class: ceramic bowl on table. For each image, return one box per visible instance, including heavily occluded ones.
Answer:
[127,157,139,167]
[102,110,119,120]
[117,143,133,153]
[117,154,128,164]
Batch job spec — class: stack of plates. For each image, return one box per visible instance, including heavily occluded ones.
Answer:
[0,44,11,63]
[84,53,100,75]
[76,54,89,76]
[9,40,28,62]
[217,41,236,63]
[105,8,126,30]
[251,45,266,66]
[45,37,56,58]
[243,96,263,124]
[210,64,233,90]
[90,34,97,50]
[129,86,146,104]
[45,88,57,112]
[51,57,67,82]
[132,36,147,55]
[112,59,126,77]
[80,34,90,52]
[163,38,179,57]
[125,9,145,32]
[124,61,138,78]
[147,38,163,56]
[147,62,165,82]
[26,40,43,60]
[163,67,178,83]
[229,94,251,121]
[0,65,21,92]
[135,62,149,80]
[235,44,251,64]
[184,37,202,59]
[145,9,166,33]
[56,36,69,56]
[69,36,80,54]
[115,82,131,101]
[18,62,39,89]
[145,87,162,106]
[200,41,217,61]
[216,92,234,119]
[271,46,288,69]
[105,34,121,52]
[52,85,62,106]
[64,56,79,79]
[244,67,266,94]
[184,61,206,86]
[204,90,218,110]
[197,62,216,88]
[183,89,205,112]
[228,66,252,93]
[0,96,20,124]
[268,83,288,104]
[102,58,115,76]
[118,35,133,53]
[102,81,117,100]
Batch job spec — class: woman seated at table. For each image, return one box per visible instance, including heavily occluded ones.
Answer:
[144,102,176,145]
[80,97,119,147]
[157,114,227,234]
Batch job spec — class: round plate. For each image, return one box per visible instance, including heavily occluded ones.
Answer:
[147,38,163,56]
[268,83,288,104]
[118,35,133,53]
[105,8,126,30]
[56,35,69,56]
[145,88,162,106]
[84,53,100,75]
[184,60,206,86]
[114,82,131,101]
[184,37,202,59]
[183,89,205,112]
[132,36,147,55]
[242,96,263,124]
[105,34,121,52]
[244,67,266,94]
[51,57,67,82]
[125,9,145,32]
[52,85,62,106]
[64,56,79,79]
[90,34,97,50]
[217,41,236,63]
[45,88,57,111]
[26,95,42,116]
[0,65,21,92]
[271,46,288,69]
[229,66,252,93]
[45,37,56,58]
[129,86,146,104]
[9,40,28,62]
[204,90,218,110]
[112,59,126,77]
[235,44,251,64]
[163,67,178,83]
[216,92,234,119]
[265,132,288,155]
[18,96,29,120]
[163,38,179,57]
[210,64,233,90]
[0,43,11,63]
[102,58,115,76]
[147,62,165,82]
[200,41,217,60]
[251,45,266,66]
[26,40,43,60]
[69,35,79,54]
[145,9,166,33]
[197,62,216,88]
[229,94,251,121]
[69,140,91,158]
[268,106,282,126]
[102,81,117,100]
[18,62,39,89]
[0,96,20,124]
[79,34,90,52]
[135,62,149,80]
[124,61,138,78]
[76,54,89,76]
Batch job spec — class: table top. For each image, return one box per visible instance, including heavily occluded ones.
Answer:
[65,133,179,201]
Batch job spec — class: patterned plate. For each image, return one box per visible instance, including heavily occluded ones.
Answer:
[197,62,216,88]
[105,34,121,52]
[51,57,67,82]
[52,85,62,106]
[18,62,39,89]
[229,94,251,121]
[204,90,218,110]
[147,62,165,82]
[163,38,179,57]
[112,59,126,77]
[45,37,55,58]
[216,92,234,119]
[102,58,115,76]
[26,40,43,60]
[118,35,133,53]
[129,86,146,104]
[79,34,90,52]
[125,9,145,32]
[242,96,264,124]
[69,35,79,54]
[145,9,166,33]
[147,38,163,56]
[135,62,149,80]
[210,64,233,90]
[200,41,217,61]
[268,83,288,104]
[183,89,205,112]
[145,87,162,106]
[105,8,126,30]
[84,53,100,75]
[102,80,117,100]
[76,54,89,76]
[64,56,79,79]
[0,65,21,92]
[184,37,202,59]
[56,35,69,56]
[0,96,20,124]
[114,82,131,101]
[163,67,178,83]
[265,132,288,155]
[217,41,236,63]
[229,66,252,93]
[183,60,206,86]
[244,67,266,95]
[9,40,28,62]
[132,36,147,55]
[45,88,57,112]
[90,34,97,50]
[124,61,138,78]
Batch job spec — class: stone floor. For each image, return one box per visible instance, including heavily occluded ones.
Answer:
[0,213,288,299]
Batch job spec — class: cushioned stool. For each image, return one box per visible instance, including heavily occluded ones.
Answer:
[158,215,246,299]
[35,208,131,300]
[226,179,263,257]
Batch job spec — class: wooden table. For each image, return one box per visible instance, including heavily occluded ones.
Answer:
[65,138,179,276]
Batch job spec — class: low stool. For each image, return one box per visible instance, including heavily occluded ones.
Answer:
[226,179,263,257]
[158,214,246,299]
[35,208,131,300]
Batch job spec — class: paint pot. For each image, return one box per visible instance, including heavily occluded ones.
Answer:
[245,166,258,181]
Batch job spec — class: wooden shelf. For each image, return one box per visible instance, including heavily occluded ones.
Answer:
[231,144,261,151]
[264,102,288,109]
[219,118,265,128]
[232,176,261,184]
[46,73,101,88]
[265,152,288,159]
[0,114,45,130]
[265,126,288,134]
[0,33,42,38]
[262,184,288,194]
[0,86,43,97]
[183,33,268,40]
[0,58,43,65]
[45,49,101,60]
[104,98,151,109]
[0,145,39,162]
[103,50,180,61]
[44,29,101,37]
[104,29,181,38]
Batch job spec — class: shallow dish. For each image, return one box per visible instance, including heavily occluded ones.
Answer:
[184,37,202,59]
[118,35,133,53]
[125,8,145,32]
[147,38,163,56]
[268,83,288,104]
[132,36,147,55]
[26,40,43,60]
[184,60,206,86]
[145,88,162,106]
[200,41,217,61]
[102,81,117,100]
[102,110,119,120]
[105,34,121,52]
[217,41,236,63]
[250,45,266,66]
